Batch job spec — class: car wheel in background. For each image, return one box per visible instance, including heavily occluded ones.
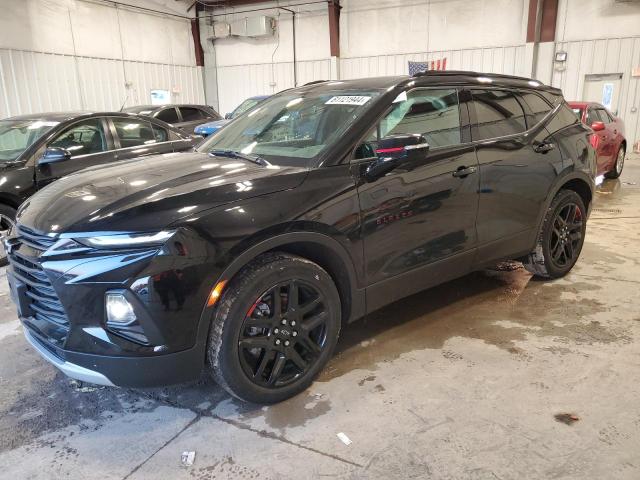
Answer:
[522,190,587,279]
[605,146,625,179]
[0,205,17,267]
[207,252,341,404]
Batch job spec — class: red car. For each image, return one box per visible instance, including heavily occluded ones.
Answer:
[569,101,626,178]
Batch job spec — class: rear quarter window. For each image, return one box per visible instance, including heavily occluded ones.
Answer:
[519,92,552,127]
[546,103,580,135]
[470,89,527,140]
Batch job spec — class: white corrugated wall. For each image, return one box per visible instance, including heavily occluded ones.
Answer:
[552,36,640,149]
[0,0,205,119]
[215,59,330,115]
[339,45,528,79]
[0,48,204,117]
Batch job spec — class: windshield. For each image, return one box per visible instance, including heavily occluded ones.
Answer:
[0,119,59,162]
[198,90,380,165]
[571,108,583,119]
[231,98,265,118]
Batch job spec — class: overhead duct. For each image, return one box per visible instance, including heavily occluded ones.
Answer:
[230,15,276,37]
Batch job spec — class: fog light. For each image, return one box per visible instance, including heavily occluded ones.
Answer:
[106,293,136,325]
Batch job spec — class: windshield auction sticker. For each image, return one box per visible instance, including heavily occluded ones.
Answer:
[325,96,371,106]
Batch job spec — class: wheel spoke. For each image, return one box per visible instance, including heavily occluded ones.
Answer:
[564,241,574,261]
[289,349,308,371]
[244,316,273,328]
[287,281,299,311]
[298,335,321,355]
[267,353,287,385]
[301,311,327,332]
[254,349,276,379]
[272,287,282,317]
[239,336,270,350]
[299,297,321,316]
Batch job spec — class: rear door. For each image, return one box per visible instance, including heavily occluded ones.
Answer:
[108,117,175,161]
[35,117,116,188]
[469,88,565,264]
[354,87,479,309]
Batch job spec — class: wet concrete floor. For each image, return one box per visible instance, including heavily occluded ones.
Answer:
[1,155,640,479]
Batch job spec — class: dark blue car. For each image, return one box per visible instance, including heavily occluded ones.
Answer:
[194,95,270,137]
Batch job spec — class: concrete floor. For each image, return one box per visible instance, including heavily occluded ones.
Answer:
[1,155,640,480]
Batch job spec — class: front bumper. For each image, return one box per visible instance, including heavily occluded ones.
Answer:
[6,226,220,387]
[24,327,114,386]
[23,326,205,387]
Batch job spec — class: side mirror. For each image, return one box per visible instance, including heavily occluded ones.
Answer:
[591,121,605,132]
[364,134,429,181]
[224,112,233,120]
[38,147,71,165]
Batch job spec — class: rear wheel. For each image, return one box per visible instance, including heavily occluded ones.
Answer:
[207,252,341,404]
[605,146,625,179]
[0,205,17,267]
[522,190,586,279]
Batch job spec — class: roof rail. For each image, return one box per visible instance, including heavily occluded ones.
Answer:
[412,69,536,83]
[303,80,328,86]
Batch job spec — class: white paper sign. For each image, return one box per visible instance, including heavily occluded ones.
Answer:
[326,95,371,106]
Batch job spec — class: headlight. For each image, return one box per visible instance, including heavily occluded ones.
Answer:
[77,230,175,248]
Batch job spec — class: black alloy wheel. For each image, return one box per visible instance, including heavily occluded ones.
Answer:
[522,189,587,279]
[238,280,329,387]
[207,252,341,404]
[548,202,583,269]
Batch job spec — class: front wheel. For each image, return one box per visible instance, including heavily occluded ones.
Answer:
[605,146,625,179]
[0,205,17,267]
[522,190,587,279]
[207,252,341,404]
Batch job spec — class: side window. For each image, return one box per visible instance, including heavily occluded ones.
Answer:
[519,92,552,127]
[546,103,579,135]
[356,88,462,159]
[155,108,179,124]
[470,89,527,140]
[179,107,205,122]
[585,108,597,126]
[112,118,157,149]
[151,123,169,142]
[49,119,107,156]
[596,109,611,123]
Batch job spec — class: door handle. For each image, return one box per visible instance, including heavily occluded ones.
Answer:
[533,141,556,154]
[452,166,477,178]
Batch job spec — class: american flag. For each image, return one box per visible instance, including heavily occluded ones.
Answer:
[408,58,447,75]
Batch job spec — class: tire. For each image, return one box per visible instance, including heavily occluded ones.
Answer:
[0,204,17,267]
[206,252,341,404]
[522,190,587,279]
[605,145,625,179]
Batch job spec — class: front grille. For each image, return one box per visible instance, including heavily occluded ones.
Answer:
[8,226,69,335]
[18,225,57,251]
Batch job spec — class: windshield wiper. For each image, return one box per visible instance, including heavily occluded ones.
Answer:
[208,149,270,167]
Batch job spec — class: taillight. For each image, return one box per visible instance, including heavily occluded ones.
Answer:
[589,133,598,149]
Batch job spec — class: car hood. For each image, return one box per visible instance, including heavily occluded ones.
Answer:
[195,120,229,132]
[17,151,307,234]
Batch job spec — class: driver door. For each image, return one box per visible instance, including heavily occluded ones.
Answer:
[35,117,115,189]
[353,87,479,311]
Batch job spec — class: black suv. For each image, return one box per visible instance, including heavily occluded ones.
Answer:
[0,112,199,264]
[6,72,595,404]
